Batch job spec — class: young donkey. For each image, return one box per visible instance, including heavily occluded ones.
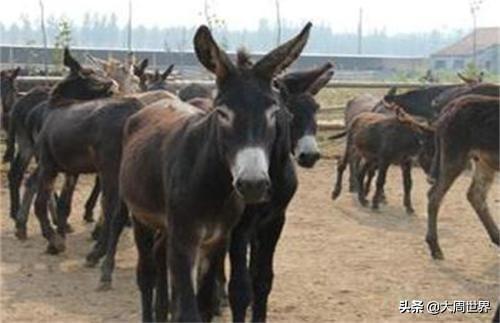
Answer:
[119,23,313,322]
[331,110,433,214]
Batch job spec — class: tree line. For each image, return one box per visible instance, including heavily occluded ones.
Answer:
[0,12,465,56]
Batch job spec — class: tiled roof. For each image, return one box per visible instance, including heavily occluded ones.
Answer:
[432,27,499,56]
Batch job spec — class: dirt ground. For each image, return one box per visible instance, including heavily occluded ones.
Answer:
[1,154,499,322]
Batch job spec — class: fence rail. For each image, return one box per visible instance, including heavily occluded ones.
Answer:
[17,76,446,89]
[14,77,464,132]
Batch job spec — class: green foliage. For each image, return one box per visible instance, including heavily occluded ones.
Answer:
[52,19,72,72]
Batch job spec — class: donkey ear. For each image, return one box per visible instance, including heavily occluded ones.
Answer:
[194,25,235,83]
[253,22,312,80]
[161,64,174,80]
[307,63,334,95]
[12,67,21,78]
[134,58,148,76]
[64,48,82,72]
[386,86,397,97]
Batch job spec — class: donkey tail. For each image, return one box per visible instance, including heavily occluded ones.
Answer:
[328,130,348,140]
[427,136,441,184]
[2,116,16,163]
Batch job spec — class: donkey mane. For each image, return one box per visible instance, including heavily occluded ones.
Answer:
[236,48,253,69]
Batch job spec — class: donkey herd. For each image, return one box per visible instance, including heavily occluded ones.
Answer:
[0,22,499,322]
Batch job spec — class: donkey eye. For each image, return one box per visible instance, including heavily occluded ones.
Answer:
[215,106,234,125]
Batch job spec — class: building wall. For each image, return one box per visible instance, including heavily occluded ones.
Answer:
[431,45,499,73]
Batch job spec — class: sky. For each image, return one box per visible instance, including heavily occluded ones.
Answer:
[0,0,499,35]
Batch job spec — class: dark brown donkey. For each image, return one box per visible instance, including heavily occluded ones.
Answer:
[0,67,21,133]
[96,58,332,311]
[29,49,148,253]
[426,94,499,259]
[118,23,312,322]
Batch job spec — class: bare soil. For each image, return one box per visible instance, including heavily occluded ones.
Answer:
[1,155,498,322]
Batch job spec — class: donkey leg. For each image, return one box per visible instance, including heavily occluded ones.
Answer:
[197,239,227,322]
[331,157,347,200]
[363,164,376,197]
[401,161,415,215]
[34,164,63,254]
[372,161,389,210]
[15,167,39,240]
[132,218,156,323]
[348,158,357,192]
[154,233,169,322]
[8,150,32,222]
[229,216,254,323]
[99,201,129,290]
[168,228,202,322]
[83,176,100,223]
[56,175,79,235]
[250,214,285,323]
[467,161,500,246]
[356,160,370,207]
[86,175,118,266]
[426,155,465,260]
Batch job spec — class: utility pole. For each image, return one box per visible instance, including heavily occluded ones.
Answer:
[127,0,132,53]
[39,0,48,76]
[275,0,282,46]
[357,7,363,55]
[469,0,482,67]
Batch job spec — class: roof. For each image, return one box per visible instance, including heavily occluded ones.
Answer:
[432,27,500,57]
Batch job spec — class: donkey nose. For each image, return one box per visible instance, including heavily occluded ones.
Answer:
[297,151,320,168]
[235,177,271,204]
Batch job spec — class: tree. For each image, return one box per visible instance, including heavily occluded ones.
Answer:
[53,18,72,72]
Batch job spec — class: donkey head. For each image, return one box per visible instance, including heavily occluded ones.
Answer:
[194,22,311,204]
[277,62,334,168]
[0,67,20,108]
[384,86,450,121]
[394,107,436,174]
[133,58,149,91]
[87,55,140,94]
[51,48,118,104]
[146,65,175,91]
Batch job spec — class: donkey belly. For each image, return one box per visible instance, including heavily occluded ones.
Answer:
[50,142,98,174]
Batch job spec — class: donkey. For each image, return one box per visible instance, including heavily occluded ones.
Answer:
[0,67,21,132]
[431,82,500,113]
[426,94,499,259]
[25,48,149,252]
[178,83,213,102]
[144,65,175,91]
[117,23,312,322]
[87,55,142,94]
[95,58,332,304]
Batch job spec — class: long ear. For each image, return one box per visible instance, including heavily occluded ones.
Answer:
[134,58,148,76]
[386,86,397,97]
[253,22,312,80]
[161,64,174,80]
[194,25,235,83]
[64,47,82,72]
[307,63,334,95]
[12,67,21,78]
[278,62,333,95]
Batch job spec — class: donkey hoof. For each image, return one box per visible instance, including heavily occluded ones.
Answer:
[431,251,444,260]
[64,224,74,234]
[46,244,61,255]
[85,253,101,267]
[331,190,340,200]
[96,281,112,291]
[359,199,368,207]
[406,208,416,216]
[15,227,28,241]
[83,212,94,223]
[48,235,66,254]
